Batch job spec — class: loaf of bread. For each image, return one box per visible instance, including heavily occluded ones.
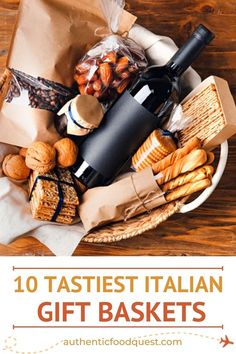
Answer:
[155,149,207,186]
[152,137,201,174]
[166,178,211,202]
[162,165,214,192]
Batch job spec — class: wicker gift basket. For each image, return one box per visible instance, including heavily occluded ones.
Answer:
[81,24,229,243]
[0,22,229,245]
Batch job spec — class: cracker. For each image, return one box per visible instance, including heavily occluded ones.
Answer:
[29,170,79,205]
[178,84,225,147]
[29,167,79,224]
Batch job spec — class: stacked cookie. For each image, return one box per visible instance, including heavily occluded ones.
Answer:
[132,129,177,171]
[29,168,79,224]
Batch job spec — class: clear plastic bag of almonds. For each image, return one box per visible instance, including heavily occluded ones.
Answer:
[74,0,148,109]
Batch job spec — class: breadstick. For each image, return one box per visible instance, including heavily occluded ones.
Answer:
[166,178,211,202]
[206,152,215,165]
[162,165,214,192]
[152,137,201,174]
[156,149,207,185]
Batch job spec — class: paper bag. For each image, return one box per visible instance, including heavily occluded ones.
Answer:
[0,0,136,147]
[79,167,167,232]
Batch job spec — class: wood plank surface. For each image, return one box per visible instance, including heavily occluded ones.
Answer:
[0,0,236,256]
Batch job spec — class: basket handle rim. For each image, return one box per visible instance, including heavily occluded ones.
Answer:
[179,140,229,214]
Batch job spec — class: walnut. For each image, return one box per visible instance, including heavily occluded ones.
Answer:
[54,138,78,168]
[2,154,30,180]
[26,141,56,173]
[19,147,28,158]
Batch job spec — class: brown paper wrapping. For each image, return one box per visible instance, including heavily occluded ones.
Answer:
[79,167,167,232]
[0,0,136,147]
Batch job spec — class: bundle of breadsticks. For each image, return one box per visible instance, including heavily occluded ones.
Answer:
[79,137,214,231]
[152,137,215,202]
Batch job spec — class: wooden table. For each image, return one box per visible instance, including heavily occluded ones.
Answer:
[0,0,236,256]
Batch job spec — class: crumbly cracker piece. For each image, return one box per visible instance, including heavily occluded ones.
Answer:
[178,84,225,147]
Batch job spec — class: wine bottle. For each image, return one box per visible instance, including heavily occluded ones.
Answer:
[72,24,214,188]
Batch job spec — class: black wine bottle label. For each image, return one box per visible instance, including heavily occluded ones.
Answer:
[80,91,156,179]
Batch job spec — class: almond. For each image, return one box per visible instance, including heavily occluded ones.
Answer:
[99,63,113,87]
[115,56,129,74]
[75,62,90,74]
[93,79,102,92]
[74,73,88,86]
[102,51,117,64]
[119,70,130,79]
[116,78,131,94]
